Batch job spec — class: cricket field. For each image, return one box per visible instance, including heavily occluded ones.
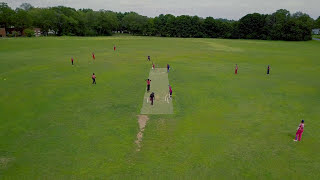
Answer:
[0,36,319,179]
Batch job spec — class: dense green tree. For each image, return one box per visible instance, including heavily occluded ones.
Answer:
[204,17,233,38]
[265,9,291,40]
[13,8,33,32]
[314,17,320,28]
[238,13,267,39]
[29,8,55,35]
[0,2,15,28]
[190,16,205,38]
[203,17,216,38]
[50,6,79,36]
[175,15,193,37]
[288,12,313,40]
[122,12,148,35]
[153,14,166,36]
[0,2,315,41]
[19,3,34,11]
[143,18,155,36]
[153,14,177,37]
[230,21,240,39]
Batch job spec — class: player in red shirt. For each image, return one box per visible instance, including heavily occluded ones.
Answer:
[92,52,95,60]
[146,79,151,92]
[114,45,116,51]
[235,64,238,74]
[294,120,304,141]
[169,85,173,98]
[92,73,96,84]
[71,57,74,65]
[152,63,155,70]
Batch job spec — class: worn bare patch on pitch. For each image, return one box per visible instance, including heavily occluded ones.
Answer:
[0,157,14,169]
[135,115,149,151]
[206,42,243,52]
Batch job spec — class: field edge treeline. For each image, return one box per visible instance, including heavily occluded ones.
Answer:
[1,2,319,41]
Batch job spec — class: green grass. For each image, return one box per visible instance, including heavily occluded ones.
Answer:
[0,36,320,179]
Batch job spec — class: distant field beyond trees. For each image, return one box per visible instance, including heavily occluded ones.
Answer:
[0,2,319,41]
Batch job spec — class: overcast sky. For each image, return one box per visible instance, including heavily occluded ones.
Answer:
[3,0,320,20]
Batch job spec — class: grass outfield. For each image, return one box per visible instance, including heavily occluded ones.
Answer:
[0,36,320,179]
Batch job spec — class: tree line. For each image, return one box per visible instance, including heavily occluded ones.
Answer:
[1,2,320,41]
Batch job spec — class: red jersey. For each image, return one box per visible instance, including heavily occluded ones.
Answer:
[92,53,95,59]
[147,80,151,85]
[92,75,96,79]
[298,123,304,131]
[169,87,172,93]
[71,58,74,61]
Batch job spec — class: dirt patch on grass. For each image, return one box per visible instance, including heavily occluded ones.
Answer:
[206,42,243,52]
[135,115,149,151]
[138,115,149,130]
[0,157,14,169]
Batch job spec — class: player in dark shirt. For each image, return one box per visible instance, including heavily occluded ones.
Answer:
[150,92,155,105]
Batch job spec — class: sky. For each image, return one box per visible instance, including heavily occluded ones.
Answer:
[3,0,320,20]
